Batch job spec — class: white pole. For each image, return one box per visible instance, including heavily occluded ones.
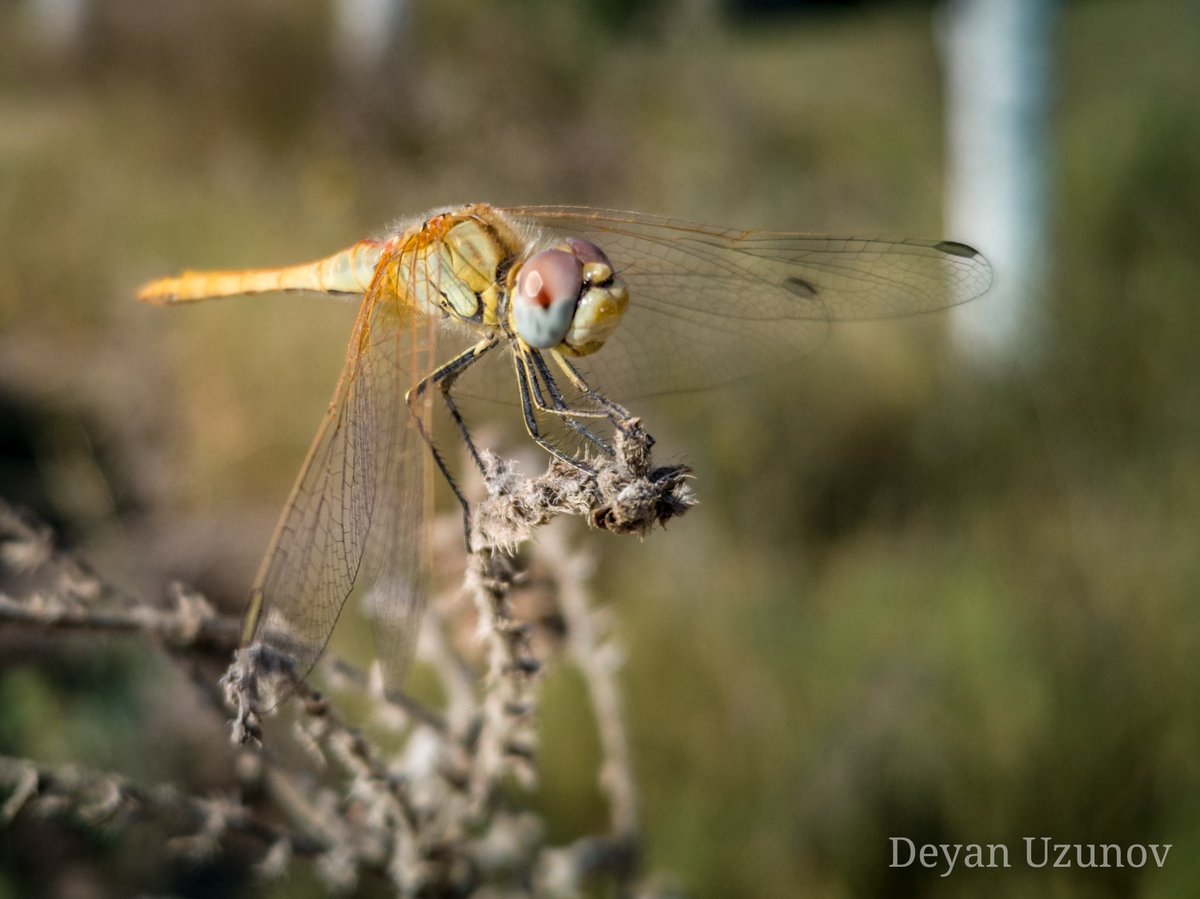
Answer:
[940,0,1059,364]
[24,0,88,55]
[332,0,408,72]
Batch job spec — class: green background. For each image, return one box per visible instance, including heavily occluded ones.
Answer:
[1,0,1198,896]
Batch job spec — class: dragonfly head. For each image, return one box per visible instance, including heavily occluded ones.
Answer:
[510,238,629,356]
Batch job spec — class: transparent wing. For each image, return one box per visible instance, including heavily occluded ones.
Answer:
[501,206,993,400]
[244,253,435,691]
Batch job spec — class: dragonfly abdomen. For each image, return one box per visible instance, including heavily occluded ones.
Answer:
[138,239,386,305]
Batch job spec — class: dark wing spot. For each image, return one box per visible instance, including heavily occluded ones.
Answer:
[783,276,819,300]
[934,240,982,260]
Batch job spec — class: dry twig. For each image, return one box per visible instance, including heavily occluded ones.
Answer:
[1,421,694,896]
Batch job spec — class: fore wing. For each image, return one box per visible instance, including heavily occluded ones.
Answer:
[503,206,993,399]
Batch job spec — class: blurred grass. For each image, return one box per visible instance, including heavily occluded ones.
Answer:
[2,0,1199,896]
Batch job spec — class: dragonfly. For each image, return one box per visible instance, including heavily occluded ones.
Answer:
[138,204,992,691]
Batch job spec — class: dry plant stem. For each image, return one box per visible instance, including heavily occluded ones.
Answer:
[464,548,541,807]
[0,503,417,890]
[463,420,693,809]
[0,497,240,654]
[0,586,240,655]
[1,418,695,895]
[544,529,639,843]
[224,647,430,891]
[522,528,641,892]
[219,419,692,891]
[0,753,318,859]
[0,502,101,599]
[470,418,694,550]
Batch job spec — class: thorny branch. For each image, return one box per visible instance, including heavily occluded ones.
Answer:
[0,421,694,896]
[0,753,319,860]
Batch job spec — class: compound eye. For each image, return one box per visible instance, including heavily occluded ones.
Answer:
[563,238,613,272]
[513,248,583,348]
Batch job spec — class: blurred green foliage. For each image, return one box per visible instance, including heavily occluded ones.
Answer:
[1,0,1199,896]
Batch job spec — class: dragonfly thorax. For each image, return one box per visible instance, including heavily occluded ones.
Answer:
[406,212,522,325]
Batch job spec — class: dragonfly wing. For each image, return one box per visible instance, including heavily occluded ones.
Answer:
[244,258,435,691]
[504,206,993,399]
[359,293,436,691]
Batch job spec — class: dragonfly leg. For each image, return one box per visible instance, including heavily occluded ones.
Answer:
[525,345,638,456]
[513,352,599,476]
[517,349,642,459]
[550,352,635,427]
[432,335,499,474]
[522,351,614,455]
[407,336,496,547]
